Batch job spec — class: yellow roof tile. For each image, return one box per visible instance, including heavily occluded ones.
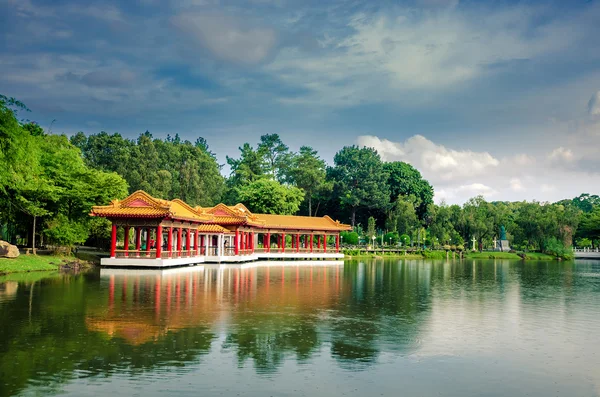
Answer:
[252,214,351,231]
[91,190,351,232]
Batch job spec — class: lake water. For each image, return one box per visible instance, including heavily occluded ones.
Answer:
[1,259,600,397]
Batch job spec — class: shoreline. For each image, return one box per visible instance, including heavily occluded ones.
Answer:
[0,254,95,275]
[344,251,561,261]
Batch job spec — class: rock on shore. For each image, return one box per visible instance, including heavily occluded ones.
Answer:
[0,241,19,258]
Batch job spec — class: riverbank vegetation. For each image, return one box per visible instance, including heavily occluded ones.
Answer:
[1,94,598,259]
[0,255,62,274]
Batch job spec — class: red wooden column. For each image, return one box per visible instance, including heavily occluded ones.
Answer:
[336,233,340,253]
[123,226,130,257]
[156,225,163,258]
[136,227,142,257]
[110,223,117,258]
[266,232,270,253]
[200,235,205,255]
[317,235,321,250]
[145,228,151,256]
[234,229,239,255]
[310,234,314,253]
[282,233,286,253]
[323,234,327,253]
[296,234,300,252]
[240,231,244,254]
[195,229,200,256]
[186,228,191,256]
[167,227,173,258]
[177,228,183,258]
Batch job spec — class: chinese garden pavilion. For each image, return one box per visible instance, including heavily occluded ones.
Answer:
[91,190,351,267]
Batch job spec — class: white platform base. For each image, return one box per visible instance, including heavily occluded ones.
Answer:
[101,252,344,268]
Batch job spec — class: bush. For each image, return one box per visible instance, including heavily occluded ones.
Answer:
[341,231,359,245]
[543,237,574,260]
[383,231,399,245]
[400,234,410,246]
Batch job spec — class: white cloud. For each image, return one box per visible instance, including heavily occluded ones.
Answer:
[357,134,499,182]
[589,91,600,116]
[510,178,524,192]
[171,13,277,64]
[548,147,574,163]
[266,4,588,107]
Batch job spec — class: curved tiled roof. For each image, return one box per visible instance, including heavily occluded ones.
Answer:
[91,191,213,222]
[91,190,351,231]
[252,214,351,231]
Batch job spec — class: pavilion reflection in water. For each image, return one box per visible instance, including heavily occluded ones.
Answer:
[89,261,344,345]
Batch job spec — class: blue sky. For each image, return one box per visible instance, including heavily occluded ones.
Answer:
[2,0,600,203]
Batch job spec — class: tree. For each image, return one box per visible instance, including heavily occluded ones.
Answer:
[383,161,433,219]
[287,146,327,216]
[227,143,265,186]
[235,179,304,215]
[329,146,389,227]
[366,216,376,241]
[257,134,291,182]
[387,195,419,235]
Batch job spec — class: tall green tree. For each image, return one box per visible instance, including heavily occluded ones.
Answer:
[383,161,433,219]
[257,134,291,182]
[329,146,389,227]
[287,146,328,216]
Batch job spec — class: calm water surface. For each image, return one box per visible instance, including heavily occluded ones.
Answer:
[1,259,600,397]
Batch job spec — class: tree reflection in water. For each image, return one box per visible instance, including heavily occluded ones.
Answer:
[1,259,577,396]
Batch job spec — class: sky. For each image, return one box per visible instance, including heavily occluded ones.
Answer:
[2,0,600,205]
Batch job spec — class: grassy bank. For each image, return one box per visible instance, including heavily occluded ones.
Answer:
[344,249,562,261]
[0,254,95,275]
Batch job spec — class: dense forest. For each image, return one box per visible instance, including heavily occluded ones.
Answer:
[2,95,600,255]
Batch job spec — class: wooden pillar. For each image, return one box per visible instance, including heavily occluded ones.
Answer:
[323,234,327,253]
[167,227,173,258]
[296,234,300,252]
[266,232,270,253]
[145,228,151,256]
[200,235,205,255]
[310,234,314,253]
[123,226,130,257]
[186,228,191,256]
[317,235,321,249]
[336,233,340,253]
[156,225,163,259]
[282,233,286,253]
[195,229,200,256]
[110,223,117,258]
[234,229,239,255]
[177,228,183,257]
[135,227,142,257]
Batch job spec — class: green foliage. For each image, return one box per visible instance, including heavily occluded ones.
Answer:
[236,179,304,214]
[74,131,224,207]
[340,231,359,245]
[44,214,89,248]
[329,146,389,226]
[257,134,292,182]
[575,238,592,248]
[399,234,410,246]
[383,231,399,245]
[383,161,433,219]
[366,217,376,240]
[1,95,129,249]
[543,237,573,260]
[287,146,328,216]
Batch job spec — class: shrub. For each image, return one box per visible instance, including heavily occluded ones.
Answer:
[341,231,359,245]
